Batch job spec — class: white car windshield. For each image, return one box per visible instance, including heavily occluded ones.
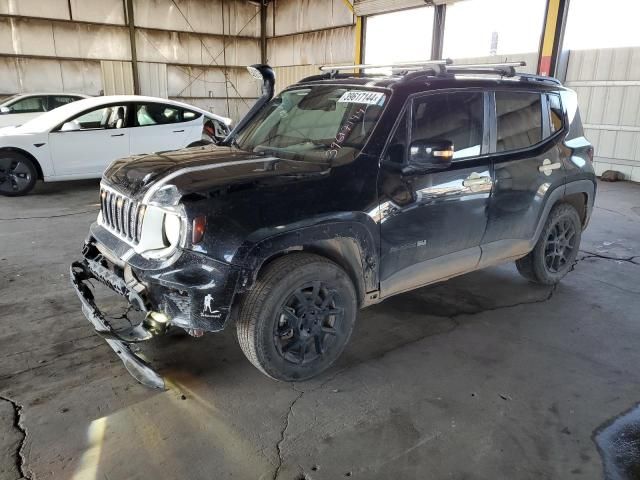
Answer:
[235,86,388,164]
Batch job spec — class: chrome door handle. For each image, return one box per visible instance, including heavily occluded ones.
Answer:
[462,175,492,187]
[539,159,562,175]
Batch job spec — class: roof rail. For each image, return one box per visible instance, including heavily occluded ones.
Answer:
[319,59,452,73]
[307,59,563,85]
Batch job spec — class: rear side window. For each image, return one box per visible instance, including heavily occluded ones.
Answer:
[547,93,564,134]
[136,103,184,126]
[495,91,542,152]
[411,92,483,160]
[48,96,80,110]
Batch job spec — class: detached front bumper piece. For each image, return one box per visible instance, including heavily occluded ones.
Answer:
[70,260,165,390]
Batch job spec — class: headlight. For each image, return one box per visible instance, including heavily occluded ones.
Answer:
[163,213,182,247]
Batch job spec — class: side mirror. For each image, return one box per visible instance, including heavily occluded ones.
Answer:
[0,106,10,114]
[60,121,80,132]
[406,140,454,173]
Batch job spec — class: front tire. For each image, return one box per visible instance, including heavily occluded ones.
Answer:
[516,203,582,285]
[0,151,37,196]
[236,253,357,381]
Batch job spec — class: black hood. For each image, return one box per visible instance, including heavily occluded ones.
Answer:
[103,145,329,201]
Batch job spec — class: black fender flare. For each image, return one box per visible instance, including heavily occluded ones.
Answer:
[233,212,380,304]
[532,179,596,246]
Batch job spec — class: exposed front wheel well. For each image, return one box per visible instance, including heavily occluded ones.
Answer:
[247,240,370,307]
[0,147,43,180]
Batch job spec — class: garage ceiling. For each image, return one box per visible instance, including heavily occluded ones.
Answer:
[353,0,465,16]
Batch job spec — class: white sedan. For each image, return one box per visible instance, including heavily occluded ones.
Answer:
[0,95,231,195]
[0,93,88,128]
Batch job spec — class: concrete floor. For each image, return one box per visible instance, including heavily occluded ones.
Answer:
[1,179,639,480]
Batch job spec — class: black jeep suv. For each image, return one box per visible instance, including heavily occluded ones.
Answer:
[71,61,595,388]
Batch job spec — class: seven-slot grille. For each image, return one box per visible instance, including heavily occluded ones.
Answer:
[100,187,145,244]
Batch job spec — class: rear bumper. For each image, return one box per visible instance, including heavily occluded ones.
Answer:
[70,260,165,389]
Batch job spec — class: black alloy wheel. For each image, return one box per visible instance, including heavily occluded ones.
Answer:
[274,281,344,365]
[516,202,582,285]
[544,216,577,273]
[236,253,357,381]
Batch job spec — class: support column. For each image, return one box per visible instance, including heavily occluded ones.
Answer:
[260,1,268,64]
[538,0,570,77]
[125,0,140,94]
[431,4,446,61]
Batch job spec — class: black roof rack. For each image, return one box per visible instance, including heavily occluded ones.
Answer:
[300,60,562,86]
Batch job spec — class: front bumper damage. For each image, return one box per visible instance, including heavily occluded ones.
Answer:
[70,232,241,389]
[70,258,166,389]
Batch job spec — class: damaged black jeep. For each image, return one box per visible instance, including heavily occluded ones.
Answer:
[71,61,596,388]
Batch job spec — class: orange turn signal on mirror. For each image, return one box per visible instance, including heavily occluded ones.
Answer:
[192,216,207,244]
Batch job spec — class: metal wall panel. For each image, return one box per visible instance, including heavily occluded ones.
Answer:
[69,0,126,25]
[0,0,70,20]
[133,0,260,37]
[135,29,260,67]
[138,62,168,97]
[565,47,640,182]
[267,25,355,67]
[0,17,130,60]
[273,64,318,92]
[101,60,135,95]
[0,57,102,95]
[271,0,354,37]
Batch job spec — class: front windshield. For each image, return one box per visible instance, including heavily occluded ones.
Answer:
[0,94,21,107]
[235,86,388,164]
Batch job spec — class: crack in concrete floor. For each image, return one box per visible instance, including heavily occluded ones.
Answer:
[0,395,30,480]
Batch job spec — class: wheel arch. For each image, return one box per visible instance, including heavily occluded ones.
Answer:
[235,218,380,307]
[0,147,44,179]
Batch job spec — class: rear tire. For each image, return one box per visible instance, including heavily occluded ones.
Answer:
[0,151,37,196]
[516,203,582,285]
[236,253,357,381]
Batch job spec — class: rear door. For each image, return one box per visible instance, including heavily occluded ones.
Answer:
[48,103,132,177]
[129,102,201,154]
[480,89,566,265]
[378,90,493,297]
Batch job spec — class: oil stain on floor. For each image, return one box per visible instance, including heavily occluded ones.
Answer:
[596,403,640,480]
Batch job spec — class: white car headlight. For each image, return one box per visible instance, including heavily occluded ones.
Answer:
[163,213,182,247]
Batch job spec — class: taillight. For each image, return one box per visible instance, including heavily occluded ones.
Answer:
[587,146,594,163]
[204,123,215,139]
[192,216,207,244]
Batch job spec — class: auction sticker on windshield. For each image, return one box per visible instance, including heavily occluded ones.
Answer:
[338,91,385,105]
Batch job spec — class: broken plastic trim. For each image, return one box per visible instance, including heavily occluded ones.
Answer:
[70,262,165,390]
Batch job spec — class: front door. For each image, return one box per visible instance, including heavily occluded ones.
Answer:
[49,103,132,177]
[479,90,566,266]
[378,90,493,298]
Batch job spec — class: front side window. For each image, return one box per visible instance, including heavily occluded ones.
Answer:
[71,105,129,130]
[235,86,387,164]
[411,92,484,160]
[495,91,542,152]
[7,96,46,113]
[136,103,183,126]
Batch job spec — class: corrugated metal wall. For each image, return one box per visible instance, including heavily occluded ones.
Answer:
[266,0,356,91]
[565,47,640,182]
[0,0,261,121]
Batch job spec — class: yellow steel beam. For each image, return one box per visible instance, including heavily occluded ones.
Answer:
[538,0,562,76]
